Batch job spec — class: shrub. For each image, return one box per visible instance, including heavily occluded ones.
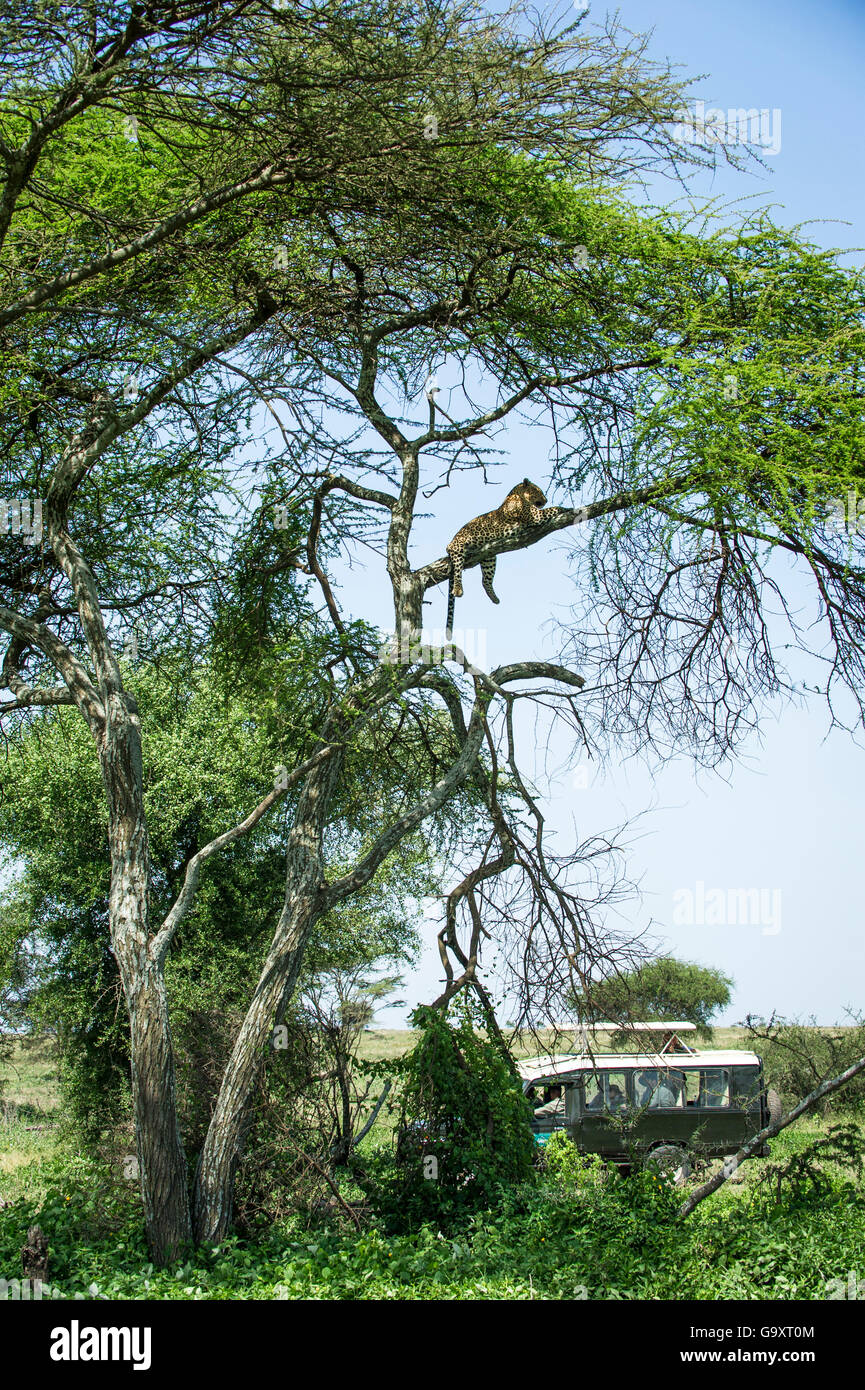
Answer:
[381,1000,534,1226]
[540,1131,607,1189]
[749,1015,865,1116]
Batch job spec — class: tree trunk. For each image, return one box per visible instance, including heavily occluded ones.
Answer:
[99,690,192,1264]
[119,951,193,1264]
[192,752,343,1244]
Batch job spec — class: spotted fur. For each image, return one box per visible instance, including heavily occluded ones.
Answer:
[445,478,549,637]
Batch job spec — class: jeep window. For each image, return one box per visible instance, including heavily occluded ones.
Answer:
[700,1068,730,1107]
[683,1070,701,1106]
[584,1072,628,1113]
[731,1066,762,1112]
[529,1082,568,1120]
[635,1068,686,1108]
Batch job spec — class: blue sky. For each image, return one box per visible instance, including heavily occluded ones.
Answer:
[359,0,865,1028]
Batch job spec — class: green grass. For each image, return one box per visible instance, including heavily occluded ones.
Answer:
[0,1034,59,1117]
[0,1036,61,1188]
[0,1025,820,1102]
[356,1028,419,1062]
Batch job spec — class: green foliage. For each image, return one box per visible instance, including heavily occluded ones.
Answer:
[378,1001,534,1226]
[0,651,431,1145]
[751,1016,865,1115]
[539,1131,607,1190]
[575,956,733,1039]
[1,1116,863,1299]
[756,1123,865,1207]
[0,889,34,1040]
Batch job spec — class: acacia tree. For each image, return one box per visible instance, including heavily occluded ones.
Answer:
[0,1,707,1260]
[571,958,733,1039]
[3,0,865,1256]
[188,166,865,1241]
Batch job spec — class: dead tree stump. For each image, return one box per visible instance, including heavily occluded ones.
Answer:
[21,1224,50,1282]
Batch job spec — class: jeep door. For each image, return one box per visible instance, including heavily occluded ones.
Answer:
[574,1070,631,1156]
[629,1067,695,1150]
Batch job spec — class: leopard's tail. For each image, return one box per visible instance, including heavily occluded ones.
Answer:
[445,568,456,640]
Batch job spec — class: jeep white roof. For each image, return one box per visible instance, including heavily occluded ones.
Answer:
[518,1050,761,1082]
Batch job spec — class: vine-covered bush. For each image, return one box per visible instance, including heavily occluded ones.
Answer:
[381,1001,535,1226]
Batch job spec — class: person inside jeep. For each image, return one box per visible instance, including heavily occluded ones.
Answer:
[607,1082,626,1111]
[585,1079,626,1112]
[650,1074,681,1108]
[533,1084,565,1119]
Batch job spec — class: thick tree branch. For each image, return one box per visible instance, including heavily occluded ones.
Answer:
[322,676,493,905]
[415,473,705,596]
[151,743,341,965]
[0,606,103,727]
[410,357,666,451]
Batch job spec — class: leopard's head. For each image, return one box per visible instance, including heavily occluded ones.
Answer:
[515,478,547,506]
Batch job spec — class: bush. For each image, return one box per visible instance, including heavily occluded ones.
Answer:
[378,1001,534,1227]
[1,1116,863,1299]
[749,1015,865,1116]
[540,1131,607,1190]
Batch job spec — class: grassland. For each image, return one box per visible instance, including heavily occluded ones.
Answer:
[357,1024,758,1061]
[0,1025,768,1206]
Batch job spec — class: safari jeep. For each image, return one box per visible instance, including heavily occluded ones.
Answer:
[518,1025,778,1184]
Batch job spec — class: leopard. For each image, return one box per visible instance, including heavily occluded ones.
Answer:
[445,478,550,637]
